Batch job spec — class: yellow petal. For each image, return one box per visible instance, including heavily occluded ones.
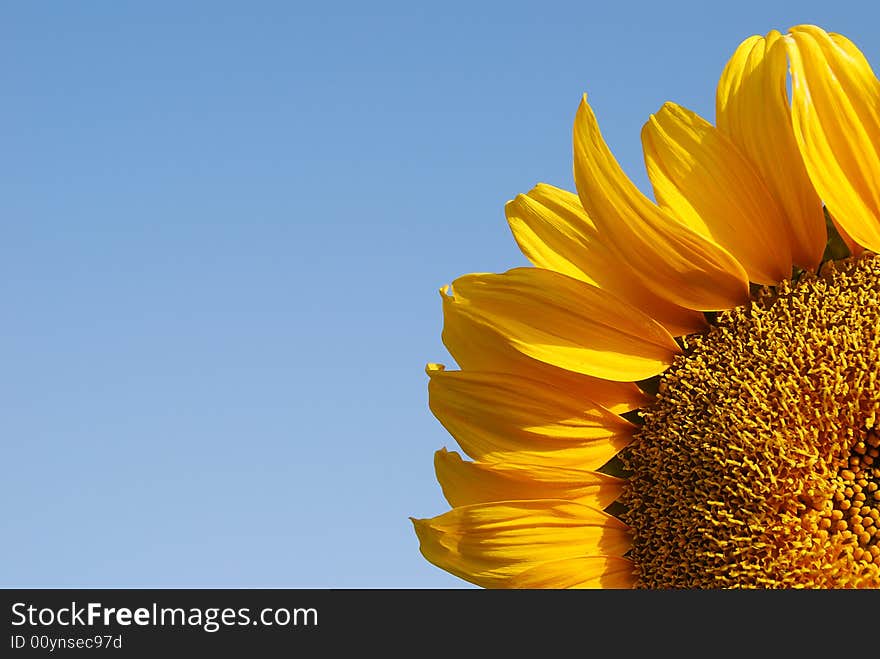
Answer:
[642,102,792,284]
[573,95,750,311]
[447,267,681,382]
[506,556,636,589]
[411,500,631,589]
[786,25,880,253]
[716,31,826,269]
[427,365,634,469]
[440,288,650,413]
[505,183,707,336]
[434,448,624,509]
[829,211,865,257]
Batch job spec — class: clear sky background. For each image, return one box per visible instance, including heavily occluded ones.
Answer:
[2,1,878,588]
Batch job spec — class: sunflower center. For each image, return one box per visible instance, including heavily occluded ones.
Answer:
[620,253,880,588]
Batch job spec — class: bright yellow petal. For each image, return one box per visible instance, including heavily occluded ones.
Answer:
[642,102,792,284]
[573,95,750,311]
[716,31,826,270]
[440,288,650,413]
[411,500,631,589]
[828,211,865,257]
[506,556,636,589]
[427,365,634,469]
[505,184,707,336]
[786,25,880,253]
[447,267,681,382]
[434,448,624,509]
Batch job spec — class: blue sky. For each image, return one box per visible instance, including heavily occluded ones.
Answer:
[2,1,878,587]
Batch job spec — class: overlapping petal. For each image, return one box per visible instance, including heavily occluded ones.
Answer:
[411,500,631,589]
[829,211,865,257]
[434,449,624,509]
[573,95,750,311]
[427,365,635,469]
[642,102,792,284]
[445,267,681,382]
[786,24,880,253]
[440,287,650,413]
[716,30,826,269]
[505,184,707,336]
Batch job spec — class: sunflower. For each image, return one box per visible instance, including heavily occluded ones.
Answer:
[411,24,880,589]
